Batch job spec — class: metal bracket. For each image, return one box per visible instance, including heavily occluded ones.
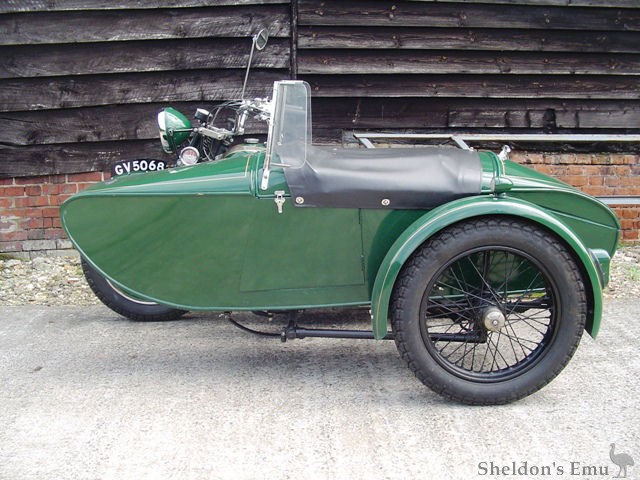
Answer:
[274,190,286,214]
[279,313,395,342]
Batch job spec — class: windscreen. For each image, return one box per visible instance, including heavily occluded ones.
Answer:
[262,81,312,189]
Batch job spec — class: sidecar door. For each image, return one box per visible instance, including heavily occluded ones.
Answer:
[240,81,367,303]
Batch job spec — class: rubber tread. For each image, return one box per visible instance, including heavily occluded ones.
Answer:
[390,217,587,405]
[81,258,187,322]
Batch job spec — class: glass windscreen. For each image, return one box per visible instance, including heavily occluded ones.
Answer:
[261,81,311,189]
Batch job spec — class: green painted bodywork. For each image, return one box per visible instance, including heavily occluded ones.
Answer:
[159,107,192,152]
[61,147,619,338]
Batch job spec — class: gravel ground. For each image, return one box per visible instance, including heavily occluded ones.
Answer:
[1,246,639,306]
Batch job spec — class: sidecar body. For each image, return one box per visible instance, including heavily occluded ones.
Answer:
[60,81,620,404]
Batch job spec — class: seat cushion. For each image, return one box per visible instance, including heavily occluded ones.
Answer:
[284,146,483,209]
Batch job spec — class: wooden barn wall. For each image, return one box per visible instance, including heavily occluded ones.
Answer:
[295,0,640,144]
[0,1,291,178]
[1,0,639,178]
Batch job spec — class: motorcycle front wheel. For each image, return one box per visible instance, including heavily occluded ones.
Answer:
[81,258,188,322]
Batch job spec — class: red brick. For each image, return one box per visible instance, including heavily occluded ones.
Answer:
[571,154,591,165]
[24,208,43,218]
[567,165,585,176]
[583,165,602,176]
[604,176,620,187]
[27,217,44,229]
[582,186,611,196]
[622,230,639,241]
[59,183,78,195]
[1,231,28,241]
[587,176,604,186]
[0,178,14,186]
[619,176,640,189]
[556,154,576,165]
[43,217,53,228]
[42,184,61,195]
[0,186,25,197]
[562,175,588,187]
[615,166,632,176]
[52,217,61,228]
[25,186,42,196]
[614,187,638,196]
[0,197,13,208]
[26,196,48,207]
[69,172,103,182]
[518,153,543,164]
[620,219,634,230]
[620,209,638,219]
[12,197,28,208]
[589,155,614,165]
[41,207,59,218]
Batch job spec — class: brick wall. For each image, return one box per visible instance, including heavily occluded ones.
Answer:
[0,172,106,257]
[0,153,638,258]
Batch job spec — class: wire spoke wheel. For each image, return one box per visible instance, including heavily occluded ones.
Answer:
[391,218,587,405]
[421,247,557,382]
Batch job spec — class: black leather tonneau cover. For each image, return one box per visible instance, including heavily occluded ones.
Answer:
[284,146,483,209]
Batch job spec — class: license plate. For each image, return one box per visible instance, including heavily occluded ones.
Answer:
[111,159,167,176]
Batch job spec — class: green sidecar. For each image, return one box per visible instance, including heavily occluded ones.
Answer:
[60,81,620,405]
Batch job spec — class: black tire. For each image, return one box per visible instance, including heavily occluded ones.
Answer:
[390,217,587,405]
[81,258,188,322]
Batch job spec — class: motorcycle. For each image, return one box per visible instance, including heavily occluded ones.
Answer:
[60,30,620,405]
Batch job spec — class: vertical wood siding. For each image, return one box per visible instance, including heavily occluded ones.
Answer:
[0,1,291,177]
[296,0,640,143]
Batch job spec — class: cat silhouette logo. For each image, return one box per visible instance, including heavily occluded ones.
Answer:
[609,444,634,479]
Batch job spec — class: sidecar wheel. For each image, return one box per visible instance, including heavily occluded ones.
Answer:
[390,218,586,405]
[81,258,187,322]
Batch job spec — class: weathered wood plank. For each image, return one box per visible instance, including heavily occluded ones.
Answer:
[448,105,640,129]
[298,1,640,31]
[1,38,290,79]
[4,96,635,147]
[312,97,640,130]
[303,74,640,99]
[4,0,637,13]
[559,110,640,129]
[0,6,290,45]
[298,26,640,53]
[0,70,286,112]
[3,98,637,178]
[409,0,639,7]
[298,50,640,75]
[0,0,289,13]
[0,140,161,178]
[0,102,269,146]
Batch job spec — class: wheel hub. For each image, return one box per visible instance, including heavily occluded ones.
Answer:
[483,307,506,332]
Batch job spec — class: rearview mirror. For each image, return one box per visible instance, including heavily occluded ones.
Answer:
[241,27,271,99]
[254,28,269,51]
